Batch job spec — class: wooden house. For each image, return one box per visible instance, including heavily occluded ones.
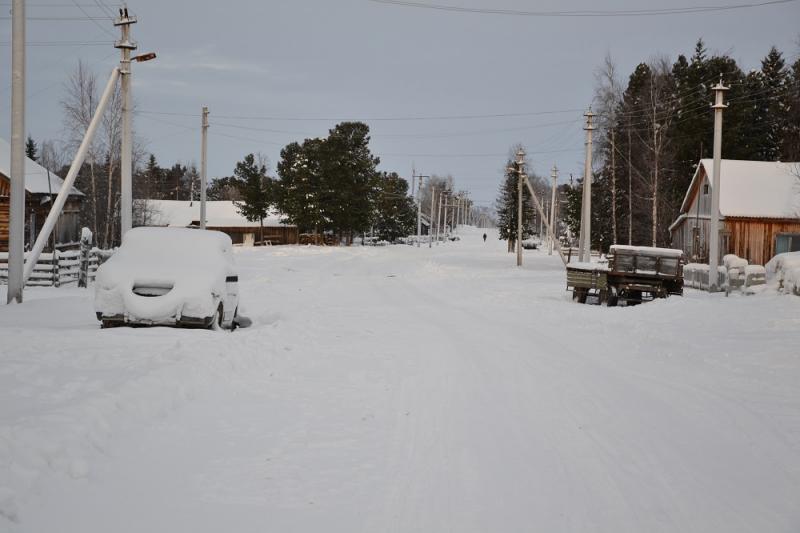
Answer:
[138,199,299,245]
[669,159,800,265]
[0,138,84,252]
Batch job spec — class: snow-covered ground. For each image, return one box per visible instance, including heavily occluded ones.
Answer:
[1,227,799,532]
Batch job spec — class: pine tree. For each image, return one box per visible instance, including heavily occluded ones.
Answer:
[232,154,274,244]
[781,56,800,160]
[141,154,162,199]
[494,151,535,252]
[25,136,37,161]
[207,176,243,201]
[276,139,327,234]
[752,47,790,161]
[322,122,380,243]
[373,172,416,242]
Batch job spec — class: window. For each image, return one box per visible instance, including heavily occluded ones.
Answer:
[776,233,800,255]
[703,183,709,195]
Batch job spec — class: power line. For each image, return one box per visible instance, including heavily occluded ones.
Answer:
[0,40,112,46]
[378,148,583,158]
[207,117,583,140]
[366,0,798,17]
[138,107,585,122]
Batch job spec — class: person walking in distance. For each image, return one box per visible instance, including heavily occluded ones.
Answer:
[483,233,487,242]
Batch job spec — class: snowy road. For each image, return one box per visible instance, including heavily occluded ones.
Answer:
[2,228,800,532]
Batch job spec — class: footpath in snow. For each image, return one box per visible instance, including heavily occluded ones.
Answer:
[1,227,799,532]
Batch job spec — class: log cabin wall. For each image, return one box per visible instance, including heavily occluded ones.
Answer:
[725,218,800,265]
[0,197,8,251]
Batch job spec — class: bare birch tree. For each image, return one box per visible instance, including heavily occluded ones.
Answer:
[593,53,623,245]
[61,60,100,237]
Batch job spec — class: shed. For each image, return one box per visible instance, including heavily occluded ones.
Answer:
[138,199,299,245]
[0,138,84,252]
[669,159,800,265]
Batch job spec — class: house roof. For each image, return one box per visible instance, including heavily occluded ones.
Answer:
[140,199,294,228]
[0,137,83,196]
[679,159,800,219]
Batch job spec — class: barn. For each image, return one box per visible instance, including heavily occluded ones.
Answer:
[139,199,299,245]
[669,159,800,265]
[0,138,84,252]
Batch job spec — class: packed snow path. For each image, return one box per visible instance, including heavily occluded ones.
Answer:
[1,228,799,532]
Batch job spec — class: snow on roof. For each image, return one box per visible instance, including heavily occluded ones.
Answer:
[0,137,83,196]
[140,199,294,228]
[680,159,800,219]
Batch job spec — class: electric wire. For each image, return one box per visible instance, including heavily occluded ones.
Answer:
[366,0,798,17]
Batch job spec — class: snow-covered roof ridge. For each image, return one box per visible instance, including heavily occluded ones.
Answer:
[138,199,294,228]
[0,137,83,196]
[679,159,800,219]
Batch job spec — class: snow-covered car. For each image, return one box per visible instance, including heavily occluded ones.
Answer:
[94,227,239,329]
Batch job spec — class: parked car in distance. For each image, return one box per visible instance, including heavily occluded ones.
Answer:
[95,227,239,329]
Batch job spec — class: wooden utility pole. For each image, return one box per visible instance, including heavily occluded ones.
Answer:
[708,78,729,292]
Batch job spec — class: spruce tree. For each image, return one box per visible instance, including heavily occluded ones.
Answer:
[276,139,327,234]
[373,172,416,242]
[752,47,790,161]
[781,57,800,160]
[494,152,535,252]
[25,136,37,161]
[232,154,274,243]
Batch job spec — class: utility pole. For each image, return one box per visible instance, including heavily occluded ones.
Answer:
[442,189,450,239]
[549,165,558,255]
[200,106,209,229]
[7,0,25,304]
[416,173,422,247]
[436,193,443,244]
[429,186,436,248]
[709,78,729,292]
[115,6,137,238]
[515,148,525,267]
[414,173,429,247]
[540,201,545,237]
[578,108,595,262]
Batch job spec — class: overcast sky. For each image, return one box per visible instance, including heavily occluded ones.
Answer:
[2,0,799,208]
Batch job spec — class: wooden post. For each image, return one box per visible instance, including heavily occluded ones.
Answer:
[79,227,92,288]
[52,249,60,287]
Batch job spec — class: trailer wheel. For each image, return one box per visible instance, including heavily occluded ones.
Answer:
[574,288,588,304]
[607,291,619,307]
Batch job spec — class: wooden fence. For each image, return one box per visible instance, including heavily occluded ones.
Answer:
[0,247,113,287]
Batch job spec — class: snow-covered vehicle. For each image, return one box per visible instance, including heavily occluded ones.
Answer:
[94,227,240,329]
[566,245,685,305]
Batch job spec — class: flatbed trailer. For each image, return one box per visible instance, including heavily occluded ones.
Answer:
[566,245,685,306]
